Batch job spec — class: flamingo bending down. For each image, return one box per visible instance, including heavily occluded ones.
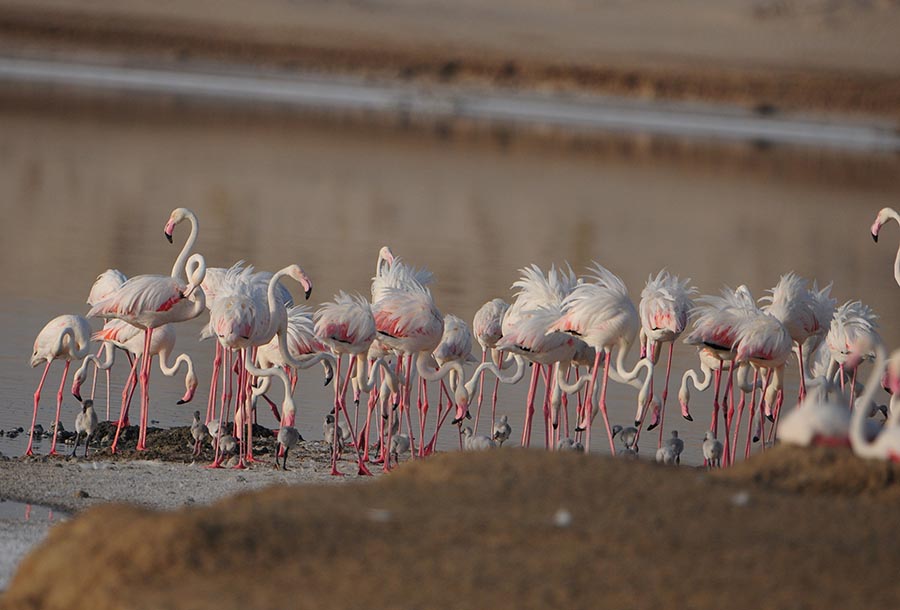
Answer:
[27,314,93,455]
[88,208,207,451]
[851,346,900,461]
[548,263,653,455]
[85,269,128,418]
[315,291,379,475]
[824,301,880,406]
[638,270,696,443]
[472,298,510,432]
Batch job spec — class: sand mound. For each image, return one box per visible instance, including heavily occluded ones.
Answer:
[5,450,900,610]
[719,444,900,498]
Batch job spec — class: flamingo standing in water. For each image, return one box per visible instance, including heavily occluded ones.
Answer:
[638,270,696,445]
[760,273,834,408]
[26,314,93,455]
[70,320,198,453]
[85,269,128,419]
[88,208,208,450]
[825,301,880,406]
[683,285,757,463]
[472,298,509,433]
[548,263,653,455]
[371,257,450,469]
[871,207,900,286]
[428,314,477,452]
[315,292,379,475]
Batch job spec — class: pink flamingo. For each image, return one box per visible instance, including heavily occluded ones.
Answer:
[824,300,880,406]
[429,314,478,451]
[472,298,510,433]
[638,270,696,445]
[371,258,446,468]
[70,320,198,452]
[207,264,312,467]
[26,314,93,455]
[760,273,835,405]
[851,344,900,460]
[88,207,207,451]
[314,291,380,475]
[871,207,900,286]
[548,263,653,455]
[85,269,128,419]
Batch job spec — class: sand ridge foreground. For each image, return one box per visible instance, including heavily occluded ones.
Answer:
[4,447,900,610]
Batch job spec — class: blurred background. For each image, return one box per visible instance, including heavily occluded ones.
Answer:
[1,0,899,464]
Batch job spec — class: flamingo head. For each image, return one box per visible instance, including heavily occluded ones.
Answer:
[679,386,693,421]
[377,246,395,273]
[284,264,313,300]
[71,367,88,401]
[871,208,894,242]
[164,207,191,243]
[178,370,198,405]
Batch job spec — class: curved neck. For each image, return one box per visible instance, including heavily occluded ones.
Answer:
[888,209,900,288]
[244,348,296,425]
[157,344,192,378]
[170,210,199,282]
[416,351,462,384]
[73,343,115,385]
[357,356,399,393]
[556,362,591,394]
[263,268,291,342]
[682,363,713,394]
[464,354,526,400]
[849,344,888,457]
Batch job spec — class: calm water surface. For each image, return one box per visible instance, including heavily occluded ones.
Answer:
[2,107,900,466]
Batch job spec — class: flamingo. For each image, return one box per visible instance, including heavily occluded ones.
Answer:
[683,285,758,463]
[638,270,696,443]
[702,432,724,469]
[71,321,198,441]
[85,269,128,418]
[190,410,211,457]
[870,207,900,286]
[664,430,685,463]
[276,426,302,470]
[499,264,582,448]
[315,291,379,475]
[472,298,510,432]
[492,414,512,446]
[27,314,93,455]
[655,444,677,464]
[88,208,207,450]
[208,264,313,467]
[429,314,477,448]
[462,427,497,450]
[850,345,900,461]
[760,273,835,405]
[71,399,98,458]
[825,301,880,406]
[547,262,653,455]
[371,259,449,468]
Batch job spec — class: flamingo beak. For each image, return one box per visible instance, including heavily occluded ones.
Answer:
[872,232,879,243]
[164,218,176,243]
[305,287,312,300]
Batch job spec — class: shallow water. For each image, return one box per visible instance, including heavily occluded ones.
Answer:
[1,105,899,466]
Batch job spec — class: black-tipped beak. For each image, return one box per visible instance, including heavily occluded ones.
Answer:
[324,373,333,387]
[872,232,879,243]
[634,420,640,427]
[684,414,694,422]
[165,231,173,244]
[574,425,585,432]
[176,399,187,405]
[72,392,82,402]
[752,435,760,443]
[552,423,558,430]
[766,413,775,423]
[305,287,312,300]
[647,422,658,431]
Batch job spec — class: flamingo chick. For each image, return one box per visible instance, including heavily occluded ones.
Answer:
[72,399,98,458]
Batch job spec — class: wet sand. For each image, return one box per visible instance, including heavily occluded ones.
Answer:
[4,446,900,609]
[1,1,899,118]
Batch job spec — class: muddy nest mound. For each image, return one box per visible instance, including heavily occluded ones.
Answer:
[5,450,900,610]
[718,444,900,498]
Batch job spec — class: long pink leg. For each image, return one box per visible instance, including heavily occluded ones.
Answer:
[474,349,486,434]
[710,362,723,437]
[417,377,428,458]
[105,366,112,421]
[136,328,154,451]
[111,354,140,453]
[335,356,372,475]
[742,370,759,461]
[656,343,674,448]
[25,362,52,456]
[597,351,617,455]
[48,361,71,455]
[490,350,503,431]
[797,344,807,403]
[722,364,735,467]
[731,391,746,464]
[541,365,553,450]
[89,344,103,402]
[206,342,222,423]
[848,368,859,411]
[579,351,604,453]
[403,355,415,459]
[425,381,456,454]
[521,365,540,447]
[231,350,249,469]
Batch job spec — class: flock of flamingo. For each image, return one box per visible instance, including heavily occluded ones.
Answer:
[24,206,900,474]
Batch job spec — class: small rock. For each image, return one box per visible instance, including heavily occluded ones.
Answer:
[553,508,573,528]
[33,424,44,436]
[366,508,392,523]
[16,427,24,433]
[731,491,751,507]
[74,490,90,499]
[235,475,247,483]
